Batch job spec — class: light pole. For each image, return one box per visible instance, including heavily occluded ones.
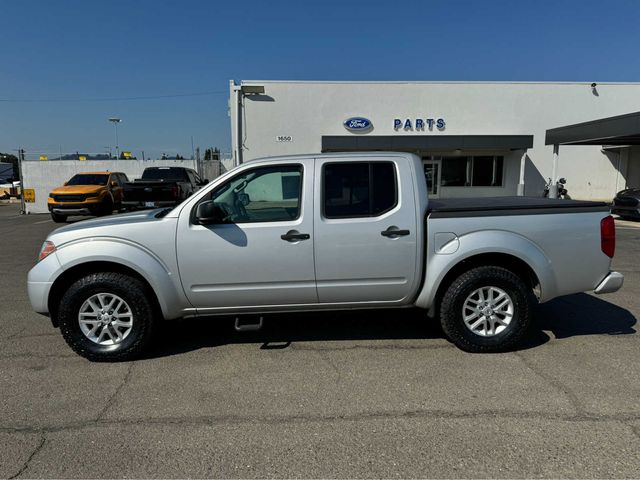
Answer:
[108,118,122,159]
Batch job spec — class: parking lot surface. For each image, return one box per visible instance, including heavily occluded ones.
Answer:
[1,203,640,478]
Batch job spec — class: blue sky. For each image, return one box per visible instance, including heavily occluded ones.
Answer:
[2,0,640,159]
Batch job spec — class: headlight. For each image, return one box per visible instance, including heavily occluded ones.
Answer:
[38,241,56,262]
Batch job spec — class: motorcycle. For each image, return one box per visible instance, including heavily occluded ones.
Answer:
[543,177,568,199]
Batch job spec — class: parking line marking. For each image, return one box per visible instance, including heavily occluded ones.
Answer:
[34,219,52,224]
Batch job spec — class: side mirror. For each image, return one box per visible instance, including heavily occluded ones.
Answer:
[237,193,250,206]
[198,179,209,186]
[111,181,118,187]
[195,200,227,225]
[64,181,68,186]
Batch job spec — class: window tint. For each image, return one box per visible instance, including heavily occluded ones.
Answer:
[207,165,302,223]
[142,168,188,181]
[471,156,494,186]
[323,162,397,218]
[441,157,469,186]
[67,174,109,186]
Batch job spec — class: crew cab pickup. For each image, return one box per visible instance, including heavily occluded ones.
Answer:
[122,166,207,209]
[28,153,623,361]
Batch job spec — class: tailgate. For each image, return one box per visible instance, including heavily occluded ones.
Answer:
[123,182,178,202]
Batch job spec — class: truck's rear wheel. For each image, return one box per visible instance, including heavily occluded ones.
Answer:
[57,272,156,361]
[439,266,533,353]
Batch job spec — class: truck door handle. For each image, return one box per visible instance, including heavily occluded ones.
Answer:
[381,227,410,237]
[281,230,310,242]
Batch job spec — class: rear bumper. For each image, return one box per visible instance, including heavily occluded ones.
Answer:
[594,271,624,294]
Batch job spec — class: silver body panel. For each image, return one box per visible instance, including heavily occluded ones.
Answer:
[27,152,621,321]
[176,158,317,311]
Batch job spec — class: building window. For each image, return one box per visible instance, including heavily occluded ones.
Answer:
[441,156,503,187]
[441,157,469,186]
[323,162,397,218]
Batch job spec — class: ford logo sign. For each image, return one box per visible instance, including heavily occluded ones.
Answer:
[343,117,372,132]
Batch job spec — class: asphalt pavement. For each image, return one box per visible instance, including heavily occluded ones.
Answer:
[1,203,639,478]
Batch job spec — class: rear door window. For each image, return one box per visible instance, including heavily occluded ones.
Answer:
[323,162,397,218]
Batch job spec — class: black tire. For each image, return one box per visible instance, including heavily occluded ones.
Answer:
[97,198,113,216]
[439,266,534,353]
[50,212,67,223]
[57,272,157,361]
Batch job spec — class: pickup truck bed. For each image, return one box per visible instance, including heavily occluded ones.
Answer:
[428,197,608,217]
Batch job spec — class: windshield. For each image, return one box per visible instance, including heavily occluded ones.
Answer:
[142,168,187,181]
[66,174,109,186]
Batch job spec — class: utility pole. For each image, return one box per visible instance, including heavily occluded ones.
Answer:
[17,148,26,214]
[109,118,122,159]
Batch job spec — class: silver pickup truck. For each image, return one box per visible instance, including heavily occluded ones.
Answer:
[28,152,623,361]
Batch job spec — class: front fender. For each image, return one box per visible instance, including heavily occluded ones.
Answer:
[53,238,189,319]
[415,230,556,310]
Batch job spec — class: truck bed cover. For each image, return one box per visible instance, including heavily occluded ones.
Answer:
[428,196,609,218]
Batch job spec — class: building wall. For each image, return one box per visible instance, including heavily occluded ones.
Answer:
[230,81,640,201]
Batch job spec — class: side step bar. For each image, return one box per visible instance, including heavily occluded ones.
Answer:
[234,316,264,332]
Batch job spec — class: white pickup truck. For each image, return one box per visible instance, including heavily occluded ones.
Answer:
[28,152,623,361]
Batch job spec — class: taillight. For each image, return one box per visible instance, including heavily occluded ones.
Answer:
[600,215,615,258]
[38,241,56,262]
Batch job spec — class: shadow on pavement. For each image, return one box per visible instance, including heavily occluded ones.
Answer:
[536,292,636,338]
[145,293,636,359]
[148,308,442,359]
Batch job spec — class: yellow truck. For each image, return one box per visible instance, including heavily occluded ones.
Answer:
[48,171,128,222]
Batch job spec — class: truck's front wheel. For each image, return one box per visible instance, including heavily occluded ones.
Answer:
[57,272,156,361]
[439,266,533,353]
[50,212,67,223]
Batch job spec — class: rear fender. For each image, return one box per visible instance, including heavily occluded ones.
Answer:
[415,230,556,310]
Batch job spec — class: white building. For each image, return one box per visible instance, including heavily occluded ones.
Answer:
[229,80,640,201]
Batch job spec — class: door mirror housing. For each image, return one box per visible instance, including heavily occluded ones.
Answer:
[110,181,118,187]
[237,193,250,206]
[195,200,227,225]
